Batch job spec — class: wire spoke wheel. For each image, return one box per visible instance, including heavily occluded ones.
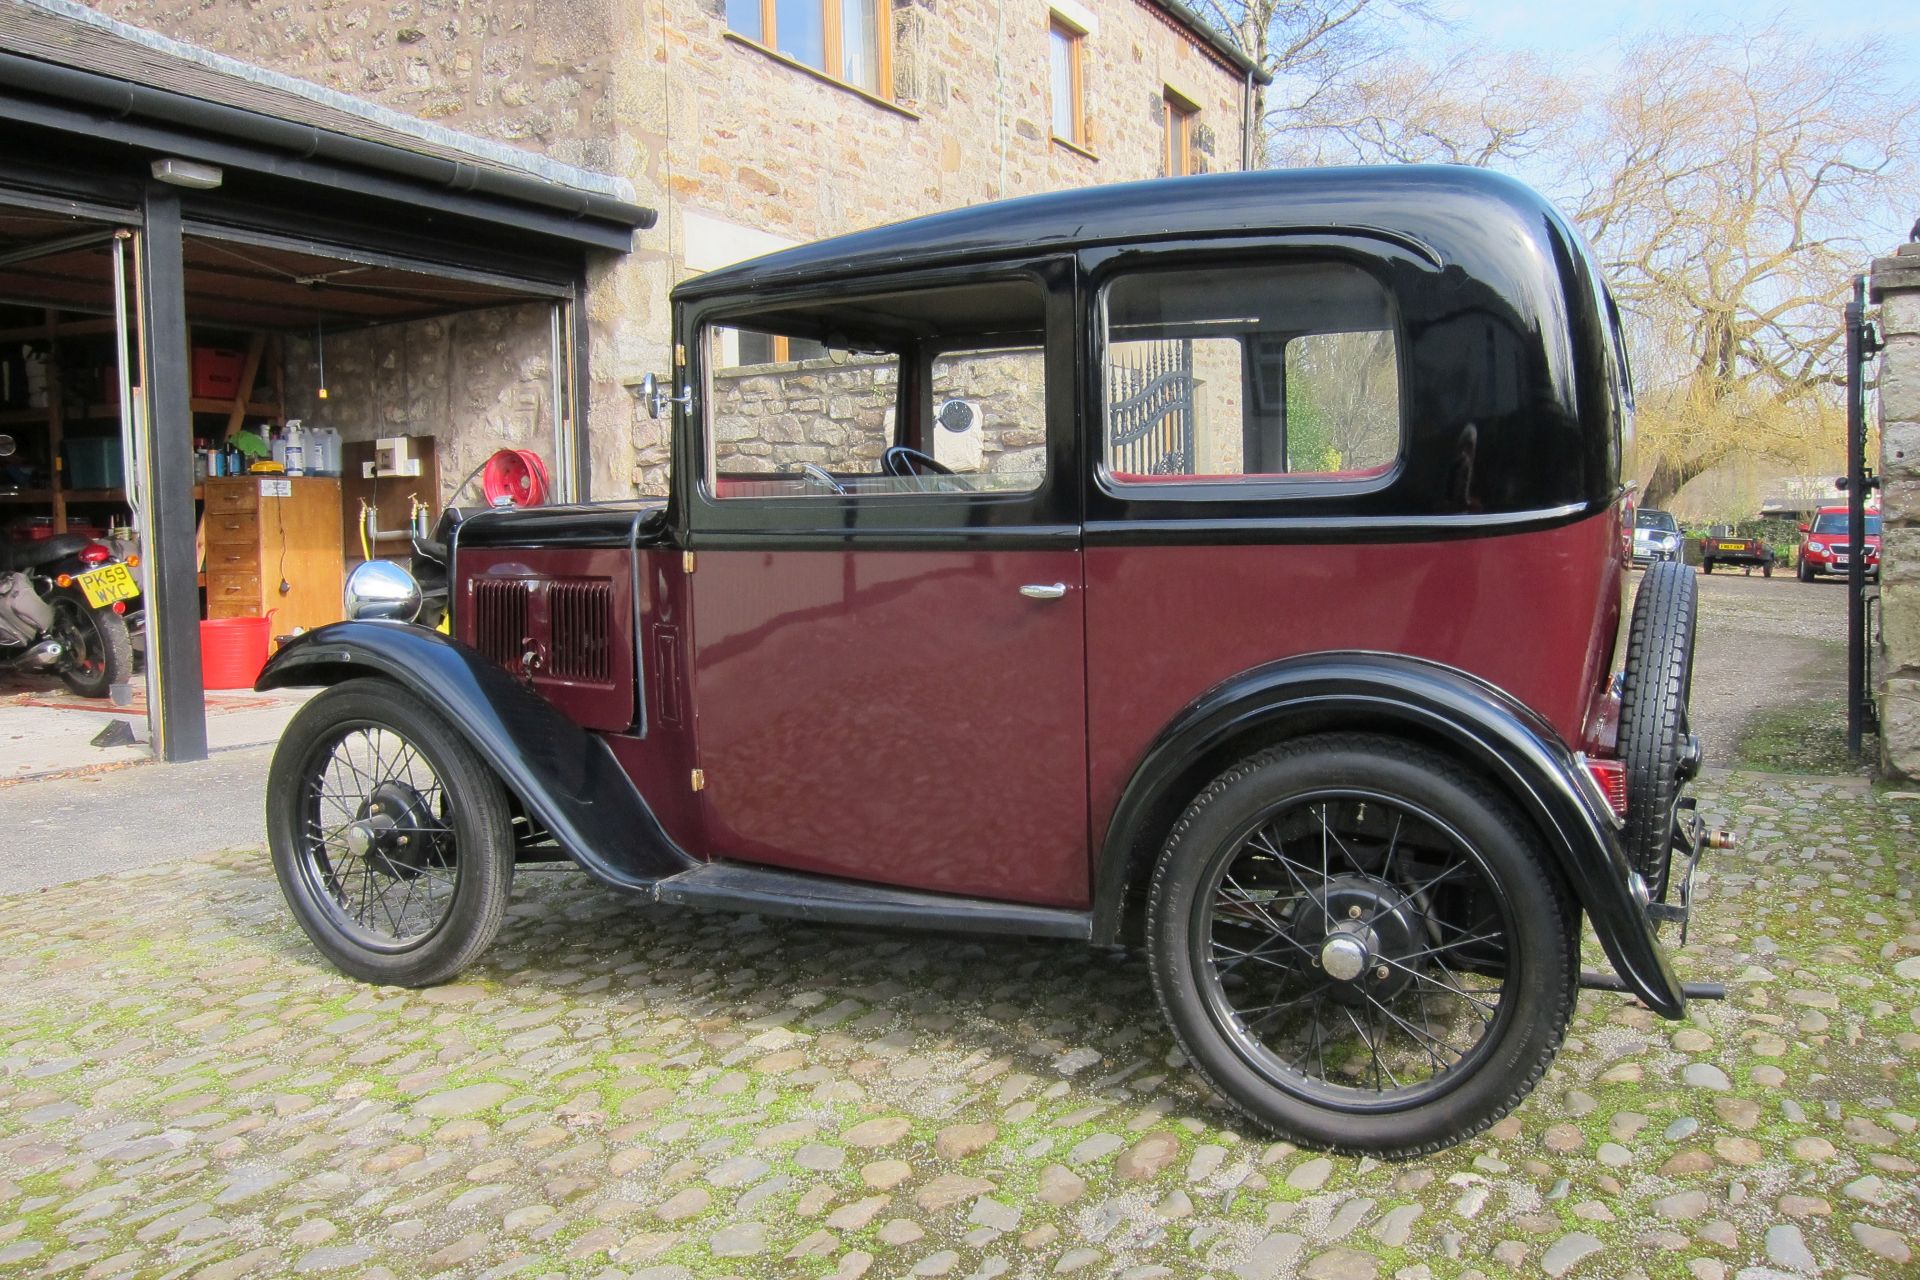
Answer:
[1193,790,1514,1108]
[297,723,460,952]
[1148,735,1576,1155]
[268,682,514,986]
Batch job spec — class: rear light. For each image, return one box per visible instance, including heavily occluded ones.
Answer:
[79,543,111,566]
[1585,758,1629,819]
[111,600,127,614]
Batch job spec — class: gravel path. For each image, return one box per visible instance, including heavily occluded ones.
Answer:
[1,774,1916,1280]
[1665,569,1849,767]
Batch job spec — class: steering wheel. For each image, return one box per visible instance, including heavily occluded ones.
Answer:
[881,446,954,484]
[788,461,847,495]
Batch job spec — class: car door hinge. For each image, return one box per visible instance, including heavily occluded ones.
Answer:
[683,550,696,574]
[674,342,686,367]
[690,768,706,792]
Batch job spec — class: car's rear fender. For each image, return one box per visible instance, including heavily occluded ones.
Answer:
[1092,651,1687,1018]
[258,621,696,891]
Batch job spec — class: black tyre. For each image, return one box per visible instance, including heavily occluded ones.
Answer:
[1762,560,1773,579]
[1798,559,1814,583]
[267,680,514,986]
[1146,735,1577,1157]
[1701,558,1713,574]
[50,593,132,699]
[1618,561,1697,898]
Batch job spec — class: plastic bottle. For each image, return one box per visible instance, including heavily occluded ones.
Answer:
[284,420,306,476]
[311,426,341,476]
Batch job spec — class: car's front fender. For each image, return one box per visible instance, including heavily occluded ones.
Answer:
[1093,652,1687,1018]
[258,621,695,890]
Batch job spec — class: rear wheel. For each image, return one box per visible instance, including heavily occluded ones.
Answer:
[267,681,514,986]
[1146,735,1577,1157]
[1701,558,1713,574]
[1619,561,1697,899]
[50,593,131,699]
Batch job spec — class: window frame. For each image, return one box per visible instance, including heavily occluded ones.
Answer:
[726,0,894,99]
[1090,256,1409,504]
[682,261,1078,539]
[1162,89,1199,177]
[1048,16,1088,149]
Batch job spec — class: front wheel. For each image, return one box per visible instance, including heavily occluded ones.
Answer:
[267,681,515,986]
[1798,559,1814,583]
[50,593,131,698]
[1146,735,1577,1157]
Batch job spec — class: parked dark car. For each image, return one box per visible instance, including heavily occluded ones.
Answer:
[257,168,1718,1156]
[1797,506,1881,582]
[1699,524,1774,576]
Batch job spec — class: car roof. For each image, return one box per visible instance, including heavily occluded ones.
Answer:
[672,166,1573,300]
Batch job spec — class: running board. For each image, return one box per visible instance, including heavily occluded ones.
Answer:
[1581,970,1727,1001]
[652,862,1094,940]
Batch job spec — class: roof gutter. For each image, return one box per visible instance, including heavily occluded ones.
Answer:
[1142,0,1272,86]
[0,49,657,232]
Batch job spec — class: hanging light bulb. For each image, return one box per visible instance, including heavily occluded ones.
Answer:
[315,317,329,401]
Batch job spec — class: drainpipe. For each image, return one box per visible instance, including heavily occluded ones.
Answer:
[1241,64,1255,170]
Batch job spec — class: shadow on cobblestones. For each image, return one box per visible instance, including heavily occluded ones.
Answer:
[1,774,1916,1280]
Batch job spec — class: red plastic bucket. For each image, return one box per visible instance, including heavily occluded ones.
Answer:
[200,615,274,690]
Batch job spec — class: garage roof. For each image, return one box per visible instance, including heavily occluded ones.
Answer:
[0,0,653,246]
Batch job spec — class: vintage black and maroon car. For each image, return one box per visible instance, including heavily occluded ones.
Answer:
[259,167,1723,1155]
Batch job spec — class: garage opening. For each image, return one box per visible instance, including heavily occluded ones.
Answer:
[1,202,582,768]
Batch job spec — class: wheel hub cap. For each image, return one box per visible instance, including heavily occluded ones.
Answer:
[1319,926,1374,982]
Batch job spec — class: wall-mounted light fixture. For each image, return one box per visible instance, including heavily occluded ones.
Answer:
[150,158,223,190]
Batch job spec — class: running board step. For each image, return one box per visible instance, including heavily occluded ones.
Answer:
[652,862,1093,940]
[1580,970,1727,1001]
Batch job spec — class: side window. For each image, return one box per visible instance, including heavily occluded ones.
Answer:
[703,279,1049,499]
[1101,262,1402,488]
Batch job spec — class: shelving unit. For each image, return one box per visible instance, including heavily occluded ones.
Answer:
[1,308,282,533]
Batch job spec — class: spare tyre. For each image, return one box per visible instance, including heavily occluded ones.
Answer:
[1618,560,1698,899]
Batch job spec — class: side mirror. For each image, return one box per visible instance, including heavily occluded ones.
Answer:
[1797,523,1809,533]
[637,372,691,420]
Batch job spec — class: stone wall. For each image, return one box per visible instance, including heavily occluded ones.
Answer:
[710,349,1046,478]
[1871,241,1920,779]
[93,0,1251,498]
[281,303,557,509]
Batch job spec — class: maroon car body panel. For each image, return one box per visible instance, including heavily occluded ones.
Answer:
[455,547,636,733]
[1084,509,1625,851]
[688,546,1092,906]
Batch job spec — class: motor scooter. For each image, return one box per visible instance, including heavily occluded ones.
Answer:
[0,434,136,699]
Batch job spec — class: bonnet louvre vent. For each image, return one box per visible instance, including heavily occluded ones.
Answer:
[472,578,528,669]
[548,578,613,683]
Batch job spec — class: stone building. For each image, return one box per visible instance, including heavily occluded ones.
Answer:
[91,0,1263,498]
[1871,235,1920,778]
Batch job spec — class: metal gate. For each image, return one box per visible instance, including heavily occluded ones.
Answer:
[1844,275,1884,760]
[1107,340,1195,475]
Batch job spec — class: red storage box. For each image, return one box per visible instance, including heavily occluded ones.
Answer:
[192,347,247,400]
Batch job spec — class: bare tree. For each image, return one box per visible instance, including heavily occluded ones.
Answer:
[1193,0,1436,164]
[1564,28,1916,506]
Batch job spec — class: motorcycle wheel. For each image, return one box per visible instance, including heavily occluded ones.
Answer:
[50,593,133,699]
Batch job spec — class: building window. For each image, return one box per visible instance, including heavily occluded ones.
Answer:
[726,0,890,95]
[1048,17,1086,147]
[1162,89,1198,176]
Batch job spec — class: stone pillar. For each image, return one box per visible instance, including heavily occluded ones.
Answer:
[1871,238,1920,778]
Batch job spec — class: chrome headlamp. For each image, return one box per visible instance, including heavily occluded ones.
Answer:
[343,559,423,622]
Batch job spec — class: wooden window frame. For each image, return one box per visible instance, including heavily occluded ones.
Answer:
[736,0,894,98]
[1163,88,1198,177]
[1048,15,1087,149]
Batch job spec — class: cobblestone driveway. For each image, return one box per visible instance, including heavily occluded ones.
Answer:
[2,774,1916,1280]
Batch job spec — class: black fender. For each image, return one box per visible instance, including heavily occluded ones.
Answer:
[257,621,695,891]
[1092,652,1686,1018]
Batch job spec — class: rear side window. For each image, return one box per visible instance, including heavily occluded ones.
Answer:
[1100,262,1402,489]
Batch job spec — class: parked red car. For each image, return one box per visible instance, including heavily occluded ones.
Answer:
[258,168,1718,1155]
[1797,506,1881,581]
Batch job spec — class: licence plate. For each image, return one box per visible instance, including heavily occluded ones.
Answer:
[1717,542,1745,551]
[76,563,139,608]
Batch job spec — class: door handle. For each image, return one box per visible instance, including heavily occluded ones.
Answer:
[1019,582,1068,600]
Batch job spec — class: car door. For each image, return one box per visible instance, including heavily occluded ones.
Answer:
[681,263,1090,907]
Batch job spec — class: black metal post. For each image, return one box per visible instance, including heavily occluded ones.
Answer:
[1844,275,1869,761]
[139,185,208,761]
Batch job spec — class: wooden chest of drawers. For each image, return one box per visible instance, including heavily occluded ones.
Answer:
[203,476,344,636]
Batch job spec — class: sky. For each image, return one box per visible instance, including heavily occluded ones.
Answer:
[1422,0,1920,84]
